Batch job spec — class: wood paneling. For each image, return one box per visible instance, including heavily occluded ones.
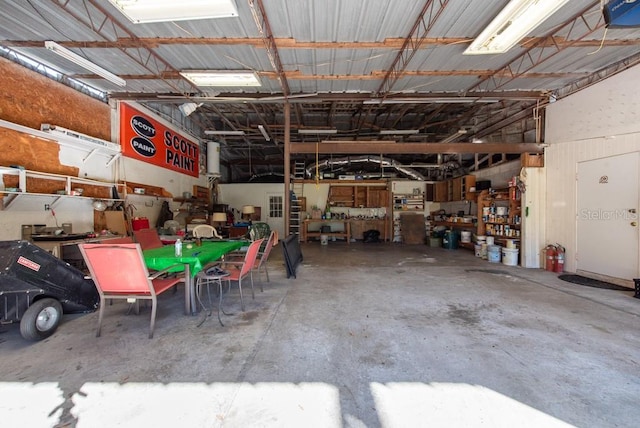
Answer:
[0,57,110,140]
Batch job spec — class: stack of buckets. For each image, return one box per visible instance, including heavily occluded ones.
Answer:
[474,235,519,266]
[501,239,519,266]
[486,237,501,263]
[474,236,487,259]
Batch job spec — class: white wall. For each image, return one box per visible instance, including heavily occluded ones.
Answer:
[119,157,207,228]
[545,64,640,273]
[217,183,285,237]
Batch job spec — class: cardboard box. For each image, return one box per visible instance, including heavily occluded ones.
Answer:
[94,211,129,235]
[521,153,544,167]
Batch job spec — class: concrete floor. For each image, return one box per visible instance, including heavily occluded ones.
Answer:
[1,241,639,427]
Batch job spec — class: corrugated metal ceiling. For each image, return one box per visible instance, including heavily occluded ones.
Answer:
[1,0,639,181]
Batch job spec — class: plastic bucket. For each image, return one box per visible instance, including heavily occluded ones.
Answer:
[487,245,501,263]
[429,237,442,247]
[486,236,495,246]
[442,230,459,249]
[502,247,519,266]
[506,239,517,249]
[474,244,482,257]
[320,234,329,245]
[461,230,472,243]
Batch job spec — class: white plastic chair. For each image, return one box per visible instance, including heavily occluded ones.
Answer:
[192,224,222,239]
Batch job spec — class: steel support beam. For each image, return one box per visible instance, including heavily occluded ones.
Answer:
[290,142,543,155]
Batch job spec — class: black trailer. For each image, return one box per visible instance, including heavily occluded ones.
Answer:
[0,240,99,340]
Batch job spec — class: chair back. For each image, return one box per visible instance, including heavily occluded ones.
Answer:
[79,243,154,295]
[260,231,276,260]
[133,228,163,250]
[101,236,134,244]
[192,224,220,238]
[241,239,264,277]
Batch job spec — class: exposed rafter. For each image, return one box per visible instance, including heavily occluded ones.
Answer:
[376,0,450,96]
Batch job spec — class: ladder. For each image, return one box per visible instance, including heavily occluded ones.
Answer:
[289,161,306,239]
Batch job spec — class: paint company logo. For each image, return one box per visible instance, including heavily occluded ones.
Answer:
[580,209,638,221]
[131,116,156,139]
[17,256,40,272]
[131,136,157,157]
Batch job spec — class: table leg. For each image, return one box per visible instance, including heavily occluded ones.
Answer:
[184,263,194,315]
[346,221,351,245]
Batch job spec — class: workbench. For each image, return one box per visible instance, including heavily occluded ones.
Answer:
[302,219,351,244]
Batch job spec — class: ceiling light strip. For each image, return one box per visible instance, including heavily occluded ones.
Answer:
[44,41,126,87]
[298,129,338,134]
[204,130,245,135]
[379,130,420,135]
[258,125,271,141]
[464,0,571,55]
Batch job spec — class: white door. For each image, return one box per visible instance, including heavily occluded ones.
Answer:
[520,167,546,268]
[264,192,285,239]
[577,152,640,280]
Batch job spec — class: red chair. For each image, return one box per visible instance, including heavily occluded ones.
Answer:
[79,243,182,338]
[133,228,163,250]
[222,239,263,311]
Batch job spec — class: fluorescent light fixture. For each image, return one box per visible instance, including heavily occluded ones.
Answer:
[258,125,271,141]
[298,129,338,134]
[107,0,238,23]
[44,41,126,87]
[180,70,261,87]
[438,129,468,144]
[204,130,245,136]
[464,0,570,55]
[379,129,420,135]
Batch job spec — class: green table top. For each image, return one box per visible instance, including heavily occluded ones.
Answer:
[143,240,246,277]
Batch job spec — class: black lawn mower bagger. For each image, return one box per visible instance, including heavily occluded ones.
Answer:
[0,240,98,341]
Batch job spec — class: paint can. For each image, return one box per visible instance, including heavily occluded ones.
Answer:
[474,244,482,257]
[502,247,519,266]
[487,245,501,263]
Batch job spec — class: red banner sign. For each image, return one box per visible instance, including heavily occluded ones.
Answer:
[120,103,200,177]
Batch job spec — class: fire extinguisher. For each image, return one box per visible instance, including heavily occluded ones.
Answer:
[545,244,557,272]
[554,244,565,273]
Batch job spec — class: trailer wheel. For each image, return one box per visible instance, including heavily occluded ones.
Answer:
[20,298,63,341]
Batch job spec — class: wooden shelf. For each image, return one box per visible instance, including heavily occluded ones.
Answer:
[1,166,126,210]
[433,221,476,229]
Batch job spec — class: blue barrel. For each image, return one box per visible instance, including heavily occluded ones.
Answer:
[442,230,459,249]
